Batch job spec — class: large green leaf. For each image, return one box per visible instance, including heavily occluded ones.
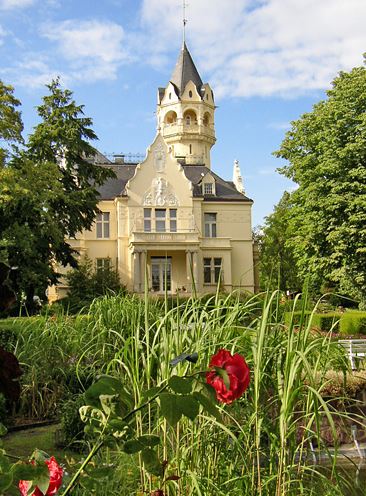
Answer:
[0,423,7,437]
[168,375,193,394]
[84,376,123,408]
[0,471,13,492]
[123,434,160,454]
[159,393,182,426]
[176,395,199,421]
[193,391,220,420]
[141,448,161,476]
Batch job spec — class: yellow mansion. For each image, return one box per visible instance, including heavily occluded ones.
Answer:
[53,43,257,298]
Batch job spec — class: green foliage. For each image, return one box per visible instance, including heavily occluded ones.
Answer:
[2,292,359,495]
[59,394,86,450]
[275,62,366,306]
[0,80,23,166]
[339,310,366,335]
[65,256,125,311]
[312,312,342,332]
[0,78,115,309]
[255,192,302,291]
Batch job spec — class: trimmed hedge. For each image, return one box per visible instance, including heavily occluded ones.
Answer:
[311,312,341,332]
[285,310,366,335]
[339,311,366,335]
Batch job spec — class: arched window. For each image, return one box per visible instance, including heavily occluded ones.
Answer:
[183,110,197,126]
[164,111,177,125]
[203,112,211,126]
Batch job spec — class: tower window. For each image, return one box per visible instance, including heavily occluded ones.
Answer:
[189,90,193,97]
[165,111,177,125]
[183,110,197,126]
[169,92,172,99]
[189,144,192,154]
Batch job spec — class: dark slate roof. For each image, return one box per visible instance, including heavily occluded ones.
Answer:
[95,161,251,203]
[97,164,137,199]
[170,42,203,96]
[182,165,252,202]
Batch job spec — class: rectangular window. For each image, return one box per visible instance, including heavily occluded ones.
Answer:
[96,258,110,273]
[203,258,212,284]
[155,209,166,232]
[143,208,178,232]
[203,257,222,284]
[169,209,177,232]
[204,213,217,238]
[203,183,213,195]
[144,208,152,232]
[214,258,222,283]
[96,212,110,238]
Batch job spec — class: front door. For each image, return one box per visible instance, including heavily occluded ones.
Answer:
[151,257,172,293]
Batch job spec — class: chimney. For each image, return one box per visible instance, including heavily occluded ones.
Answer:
[113,154,125,164]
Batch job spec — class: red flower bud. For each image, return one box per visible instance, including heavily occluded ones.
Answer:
[19,456,63,496]
[206,349,250,404]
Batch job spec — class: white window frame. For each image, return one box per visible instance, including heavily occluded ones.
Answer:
[96,258,111,273]
[143,208,178,233]
[144,208,152,232]
[204,212,217,238]
[203,257,222,284]
[203,183,213,195]
[96,212,110,238]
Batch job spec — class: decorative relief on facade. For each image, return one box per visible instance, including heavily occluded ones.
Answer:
[154,143,166,172]
[143,177,179,207]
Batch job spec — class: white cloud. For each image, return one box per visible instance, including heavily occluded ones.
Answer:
[140,0,366,98]
[41,20,132,81]
[0,0,34,9]
[0,57,67,89]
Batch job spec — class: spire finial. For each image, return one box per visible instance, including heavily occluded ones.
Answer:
[182,0,188,44]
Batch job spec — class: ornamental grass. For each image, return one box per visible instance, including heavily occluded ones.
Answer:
[1,289,363,495]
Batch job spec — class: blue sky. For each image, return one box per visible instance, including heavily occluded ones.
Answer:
[1,0,365,226]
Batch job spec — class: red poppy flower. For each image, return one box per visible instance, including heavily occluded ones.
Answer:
[19,456,63,496]
[206,349,250,404]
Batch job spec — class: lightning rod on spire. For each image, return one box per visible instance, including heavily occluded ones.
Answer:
[182,0,188,44]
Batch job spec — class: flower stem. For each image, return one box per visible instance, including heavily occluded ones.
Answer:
[59,440,104,496]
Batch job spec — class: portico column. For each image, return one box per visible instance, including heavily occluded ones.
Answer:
[186,250,192,293]
[133,250,141,293]
[192,251,199,292]
[141,250,147,292]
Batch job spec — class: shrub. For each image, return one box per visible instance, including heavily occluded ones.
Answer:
[0,320,19,350]
[58,394,86,450]
[65,256,126,312]
[312,312,341,332]
[339,310,366,335]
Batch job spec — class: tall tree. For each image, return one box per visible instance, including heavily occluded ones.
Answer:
[256,192,302,292]
[0,80,23,165]
[275,61,366,306]
[0,79,115,308]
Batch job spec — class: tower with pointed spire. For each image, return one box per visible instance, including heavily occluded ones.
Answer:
[157,43,216,168]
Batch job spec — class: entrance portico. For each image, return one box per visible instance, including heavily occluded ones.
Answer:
[131,243,199,294]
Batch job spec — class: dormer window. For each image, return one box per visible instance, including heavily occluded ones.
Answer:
[189,90,193,98]
[202,179,215,196]
[204,183,213,195]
